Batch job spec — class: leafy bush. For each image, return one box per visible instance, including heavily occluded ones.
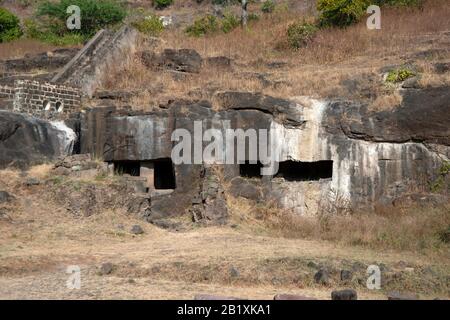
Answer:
[221,12,240,33]
[132,15,164,37]
[318,0,370,27]
[153,0,173,9]
[248,13,260,22]
[0,7,23,42]
[261,0,275,13]
[37,0,127,36]
[287,21,318,49]
[385,68,415,83]
[374,0,421,6]
[185,15,218,37]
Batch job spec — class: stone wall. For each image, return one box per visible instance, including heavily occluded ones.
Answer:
[13,80,81,119]
[0,84,14,100]
[52,26,139,97]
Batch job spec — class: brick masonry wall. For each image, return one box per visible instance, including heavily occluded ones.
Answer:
[13,80,81,118]
[0,84,14,100]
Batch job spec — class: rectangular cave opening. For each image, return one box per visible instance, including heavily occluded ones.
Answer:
[239,161,263,178]
[153,158,176,190]
[275,160,333,181]
[113,161,141,176]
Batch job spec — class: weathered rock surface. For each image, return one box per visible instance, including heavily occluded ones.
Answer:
[141,48,203,73]
[331,289,358,300]
[0,191,12,204]
[77,87,449,218]
[0,111,76,169]
[325,86,450,146]
[130,225,144,235]
[0,48,79,73]
[314,269,330,285]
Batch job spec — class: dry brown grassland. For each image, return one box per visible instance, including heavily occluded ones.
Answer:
[102,0,450,111]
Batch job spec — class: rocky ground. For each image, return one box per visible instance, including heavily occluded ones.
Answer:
[0,163,448,300]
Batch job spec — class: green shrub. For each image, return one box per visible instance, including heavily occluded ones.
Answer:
[0,7,23,42]
[153,0,173,9]
[385,68,415,83]
[221,12,240,33]
[37,0,126,36]
[132,15,164,37]
[261,0,275,13]
[248,13,260,22]
[430,161,450,193]
[287,21,318,49]
[185,15,218,37]
[318,0,370,27]
[374,0,421,6]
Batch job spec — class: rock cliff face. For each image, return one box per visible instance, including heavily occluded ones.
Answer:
[77,88,449,217]
[1,87,448,217]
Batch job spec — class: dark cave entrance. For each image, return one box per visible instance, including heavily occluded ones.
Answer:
[113,161,141,176]
[275,160,333,181]
[153,158,176,190]
[239,161,264,178]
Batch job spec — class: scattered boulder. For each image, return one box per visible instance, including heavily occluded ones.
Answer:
[25,178,41,186]
[130,225,144,235]
[0,191,12,203]
[434,62,450,74]
[314,269,330,285]
[387,291,419,300]
[205,56,233,70]
[99,262,114,275]
[0,208,12,222]
[141,49,203,73]
[53,166,71,176]
[273,294,317,300]
[331,289,358,300]
[402,76,420,89]
[150,219,184,231]
[340,270,353,282]
[229,266,240,278]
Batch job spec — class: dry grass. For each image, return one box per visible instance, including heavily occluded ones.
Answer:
[227,195,450,256]
[101,0,450,107]
[368,91,403,111]
[0,39,61,60]
[0,165,448,299]
[163,0,450,64]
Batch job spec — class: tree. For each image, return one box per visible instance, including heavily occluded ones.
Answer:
[0,8,22,42]
[241,0,248,26]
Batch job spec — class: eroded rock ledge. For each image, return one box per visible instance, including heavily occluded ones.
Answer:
[0,88,448,219]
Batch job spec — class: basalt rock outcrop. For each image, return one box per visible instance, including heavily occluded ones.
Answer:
[76,88,449,218]
[0,86,448,219]
[0,111,76,169]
